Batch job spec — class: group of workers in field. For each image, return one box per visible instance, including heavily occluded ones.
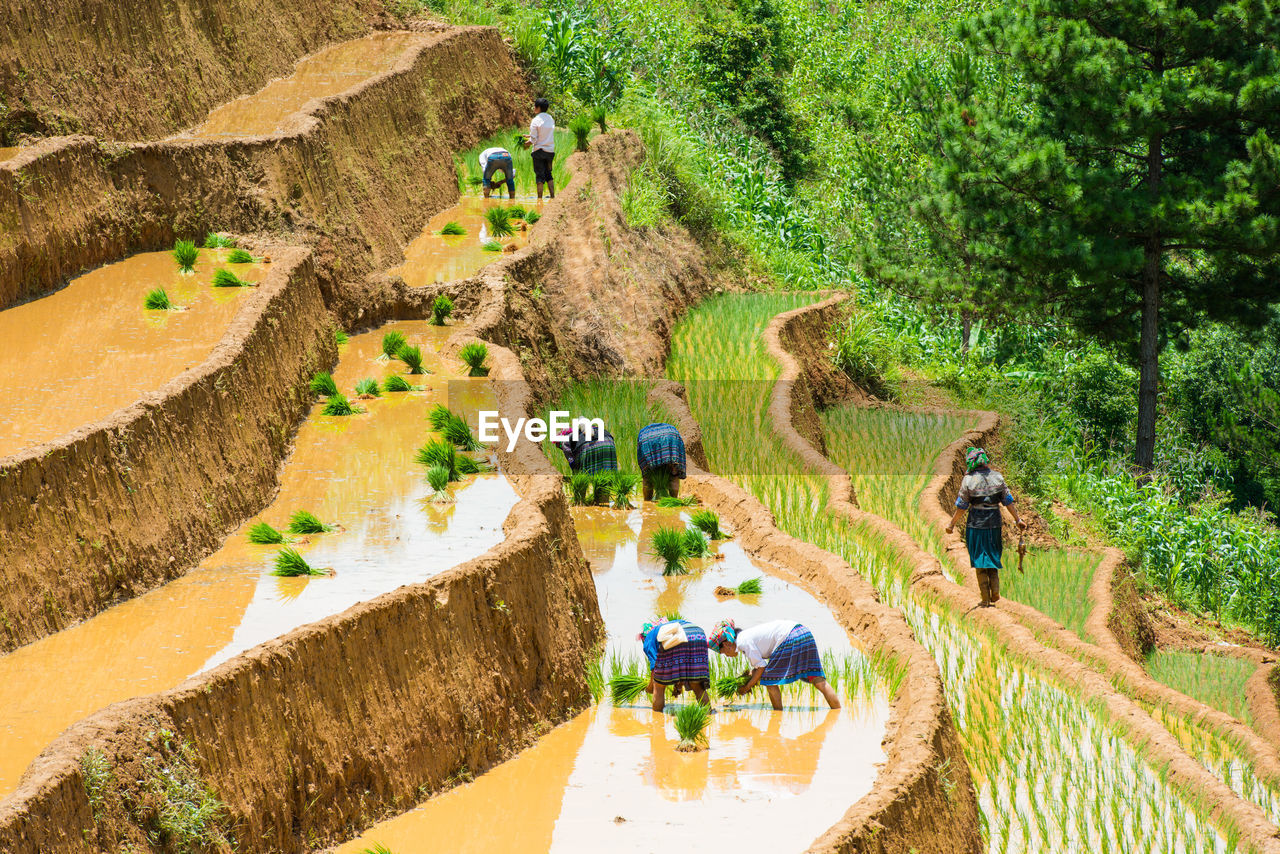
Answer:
[557,416,1027,713]
[477,97,557,201]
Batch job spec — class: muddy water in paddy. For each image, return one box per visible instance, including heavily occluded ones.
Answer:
[391,197,537,287]
[0,322,516,797]
[185,31,429,139]
[0,249,262,458]
[0,146,19,162]
[339,505,889,854]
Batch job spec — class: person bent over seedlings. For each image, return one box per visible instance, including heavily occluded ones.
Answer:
[709,619,840,711]
[552,422,618,474]
[524,97,556,200]
[637,422,687,501]
[479,145,516,200]
[944,446,1027,608]
[639,618,711,712]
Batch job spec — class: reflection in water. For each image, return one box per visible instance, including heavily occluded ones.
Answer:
[339,503,889,854]
[186,32,429,138]
[391,197,537,288]
[0,249,262,457]
[0,322,516,797]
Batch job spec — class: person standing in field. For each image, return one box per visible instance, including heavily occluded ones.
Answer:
[478,145,515,200]
[708,618,841,711]
[637,422,687,500]
[944,446,1028,607]
[525,97,556,200]
[638,617,711,712]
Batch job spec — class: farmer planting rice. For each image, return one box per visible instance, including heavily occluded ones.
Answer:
[637,421,687,500]
[478,145,515,200]
[944,446,1028,608]
[552,422,618,473]
[709,618,841,711]
[638,617,711,711]
[524,97,556,200]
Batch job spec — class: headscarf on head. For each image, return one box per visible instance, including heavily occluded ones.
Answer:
[965,447,990,473]
[637,618,660,641]
[707,618,738,649]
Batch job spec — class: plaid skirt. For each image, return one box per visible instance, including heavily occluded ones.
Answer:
[651,625,711,686]
[637,423,686,479]
[578,438,618,474]
[761,625,825,685]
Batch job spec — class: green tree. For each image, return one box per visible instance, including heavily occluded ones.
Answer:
[937,0,1280,470]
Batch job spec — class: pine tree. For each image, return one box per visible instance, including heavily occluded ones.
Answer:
[938,0,1280,469]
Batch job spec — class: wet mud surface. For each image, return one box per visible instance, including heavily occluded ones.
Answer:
[391,197,536,287]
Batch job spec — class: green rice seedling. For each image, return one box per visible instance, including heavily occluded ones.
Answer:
[425,464,453,501]
[656,496,697,507]
[334,329,349,345]
[397,345,426,375]
[432,294,454,326]
[591,472,615,506]
[526,210,541,225]
[457,455,492,475]
[322,393,358,416]
[673,701,710,751]
[144,287,173,310]
[384,375,413,393]
[482,240,503,253]
[592,105,608,133]
[428,404,482,450]
[467,176,484,187]
[381,331,408,359]
[713,671,749,700]
[439,221,466,236]
[507,204,527,220]
[226,248,256,263]
[569,472,593,505]
[459,342,489,377]
[204,232,234,249]
[647,466,673,499]
[735,577,763,595]
[359,845,395,854]
[309,371,338,397]
[569,114,593,152]
[585,657,605,703]
[650,527,689,575]
[286,510,333,535]
[609,672,648,705]
[689,509,727,539]
[355,378,380,397]
[484,206,514,238]
[173,239,199,273]
[271,547,325,577]
[247,522,285,545]
[613,472,639,508]
[682,527,711,558]
[427,403,452,432]
[211,268,250,288]
[415,439,460,481]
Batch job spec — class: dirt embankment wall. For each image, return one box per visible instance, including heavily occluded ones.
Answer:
[0,26,529,311]
[0,247,332,651]
[771,297,1280,851]
[0,0,382,143]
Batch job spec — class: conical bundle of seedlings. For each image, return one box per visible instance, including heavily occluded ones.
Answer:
[381,331,408,359]
[310,371,339,397]
[482,240,503,253]
[429,404,482,450]
[569,113,593,152]
[712,671,749,700]
[484,206,514,238]
[247,522,285,544]
[656,496,696,508]
[591,472,615,506]
[613,472,640,509]
[690,509,728,540]
[432,294,454,326]
[322,392,359,416]
[673,701,711,752]
[525,210,541,225]
[204,232,235,249]
[212,268,250,288]
[609,672,648,705]
[734,577,763,595]
[144,287,173,310]
[397,344,427,375]
[439,221,466,236]
[425,464,454,502]
[459,342,489,377]
[286,510,333,535]
[355,378,381,398]
[227,248,257,263]
[569,472,593,505]
[173,239,199,273]
[650,527,689,575]
[507,204,527,220]
[415,438,460,481]
[682,527,711,558]
[647,467,673,499]
[271,547,326,577]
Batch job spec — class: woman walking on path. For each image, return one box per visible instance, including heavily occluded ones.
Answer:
[637,422,686,500]
[709,619,841,711]
[638,618,711,711]
[944,446,1028,607]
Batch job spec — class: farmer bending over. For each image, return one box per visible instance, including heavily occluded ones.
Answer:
[479,145,515,200]
[945,446,1027,607]
[639,618,711,712]
[709,619,840,711]
[553,421,618,474]
[637,422,686,500]
[524,97,556,200]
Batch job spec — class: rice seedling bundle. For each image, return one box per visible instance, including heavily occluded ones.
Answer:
[334,329,349,345]
[682,527,711,558]
[247,522,285,544]
[608,673,648,705]
[459,342,489,376]
[322,392,357,416]
[204,232,235,249]
[613,472,640,508]
[355,377,381,397]
[144,287,173,310]
[173,239,199,273]
[712,672,748,700]
[650,526,689,575]
[384,375,413,393]
[585,657,605,703]
[271,547,325,577]
[647,467,673,498]
[569,472,593,505]
[439,221,466,236]
[360,845,395,854]
[690,509,727,539]
[673,701,710,752]
[735,577,763,595]
[526,210,542,225]
[211,268,250,288]
[381,331,408,359]
[226,248,256,263]
[425,464,453,500]
[591,472,615,506]
[397,345,426,375]
[415,438,460,481]
[656,496,696,507]
[456,455,489,475]
[286,510,333,535]
[484,206,515,238]
[432,295,454,326]
[482,240,503,253]
[430,405,482,450]
[569,114,593,152]
[309,371,338,397]
[507,204,527,220]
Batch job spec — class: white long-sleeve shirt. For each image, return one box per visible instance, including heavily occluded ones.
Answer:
[478,147,510,170]
[529,112,555,153]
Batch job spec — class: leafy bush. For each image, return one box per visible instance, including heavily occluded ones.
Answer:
[1058,349,1137,447]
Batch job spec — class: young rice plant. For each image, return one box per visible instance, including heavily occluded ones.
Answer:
[310,371,338,397]
[650,527,689,575]
[459,342,489,376]
[286,510,333,535]
[247,522,285,545]
[272,547,325,577]
[144,287,173,310]
[432,295,454,326]
[173,239,199,273]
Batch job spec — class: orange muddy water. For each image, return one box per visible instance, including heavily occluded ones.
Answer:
[0,146,19,163]
[339,505,889,854]
[0,322,517,797]
[390,197,536,287]
[0,249,263,458]
[186,32,429,139]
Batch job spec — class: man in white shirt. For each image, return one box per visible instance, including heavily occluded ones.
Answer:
[524,98,556,200]
[478,146,515,200]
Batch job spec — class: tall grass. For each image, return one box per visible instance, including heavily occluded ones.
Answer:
[173,239,199,274]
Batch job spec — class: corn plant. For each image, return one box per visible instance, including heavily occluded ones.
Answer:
[673,702,710,751]
[397,345,426,375]
[439,221,466,236]
[227,248,256,263]
[384,375,413,393]
[173,239,199,273]
[459,342,489,377]
[381,331,408,359]
[271,547,324,577]
[309,371,338,397]
[355,378,380,397]
[432,295,454,326]
[286,510,333,535]
[247,522,285,545]
[144,287,173,310]
[322,392,358,416]
[649,527,688,575]
[212,268,249,288]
